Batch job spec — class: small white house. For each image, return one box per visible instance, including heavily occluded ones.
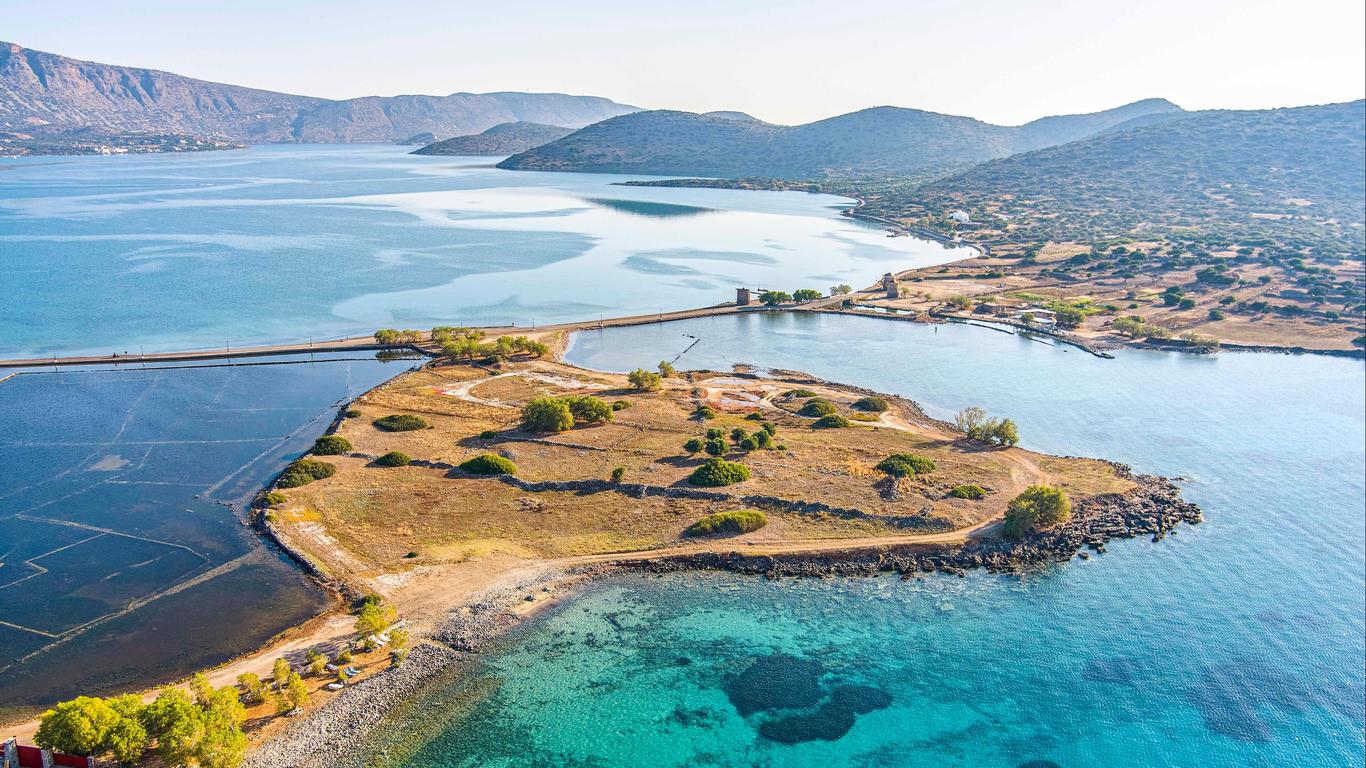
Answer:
[948,210,971,224]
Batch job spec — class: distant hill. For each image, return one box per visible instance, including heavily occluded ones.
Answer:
[0,41,638,143]
[703,111,765,122]
[498,100,1182,178]
[411,122,575,156]
[854,100,1365,263]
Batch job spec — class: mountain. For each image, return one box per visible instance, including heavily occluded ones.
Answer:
[411,122,575,156]
[0,41,638,143]
[867,100,1365,253]
[1013,97,1181,150]
[497,100,1183,178]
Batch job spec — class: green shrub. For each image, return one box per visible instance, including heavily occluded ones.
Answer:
[265,491,287,506]
[312,435,352,455]
[686,509,768,536]
[277,458,337,488]
[344,408,361,418]
[695,405,718,420]
[459,454,517,476]
[852,396,889,413]
[374,451,412,467]
[688,458,752,487]
[875,453,936,477]
[373,414,428,432]
[628,368,662,391]
[563,395,613,425]
[683,438,704,454]
[611,400,631,411]
[705,428,725,440]
[1003,485,1071,539]
[610,466,626,484]
[799,399,838,417]
[479,430,498,440]
[521,398,574,433]
[849,412,880,422]
[811,414,850,429]
[949,484,987,500]
[761,423,777,436]
[730,427,748,443]
[784,389,818,398]
[704,438,727,457]
[739,436,760,451]
[752,430,772,449]
[745,412,764,421]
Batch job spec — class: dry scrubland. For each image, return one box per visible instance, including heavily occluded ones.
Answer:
[271,360,1132,584]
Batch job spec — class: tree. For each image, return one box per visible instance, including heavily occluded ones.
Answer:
[141,689,204,766]
[564,395,613,424]
[355,601,397,637]
[236,672,266,704]
[991,419,1019,447]
[704,438,727,457]
[830,284,853,295]
[271,658,292,691]
[1003,485,1071,539]
[1053,306,1085,329]
[752,429,772,449]
[793,289,821,302]
[954,407,986,436]
[729,427,747,443]
[610,466,626,483]
[373,329,400,345]
[759,290,792,306]
[521,398,574,432]
[683,437,704,454]
[688,458,752,487]
[947,295,974,310]
[285,673,310,711]
[388,628,410,651]
[106,695,149,765]
[658,360,676,377]
[312,435,352,455]
[627,368,662,391]
[36,697,120,757]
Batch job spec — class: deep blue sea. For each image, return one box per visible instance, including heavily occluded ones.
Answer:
[354,313,1365,768]
[0,145,968,359]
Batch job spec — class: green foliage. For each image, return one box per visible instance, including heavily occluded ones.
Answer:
[1180,331,1221,352]
[792,289,822,302]
[729,427,748,443]
[628,368,663,391]
[373,414,429,432]
[373,329,401,345]
[36,696,120,756]
[264,491,287,506]
[852,396,889,412]
[704,438,727,457]
[798,398,838,417]
[374,451,412,467]
[236,673,266,705]
[611,400,631,411]
[752,429,773,449]
[947,295,974,310]
[759,290,792,306]
[610,466,626,483]
[277,458,337,488]
[955,407,1019,445]
[831,284,854,295]
[705,428,725,440]
[1004,485,1071,539]
[355,600,397,636]
[479,429,498,439]
[688,458,752,487]
[521,397,575,433]
[949,484,988,500]
[563,395,613,424]
[875,453,936,477]
[658,360,677,377]
[1052,305,1086,329]
[459,454,518,475]
[683,437,704,454]
[684,509,768,536]
[1112,315,1172,339]
[784,389,819,398]
[811,414,850,429]
[739,436,760,451]
[760,422,777,436]
[694,405,718,420]
[312,435,352,455]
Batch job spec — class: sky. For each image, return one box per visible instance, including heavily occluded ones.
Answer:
[5,0,1364,125]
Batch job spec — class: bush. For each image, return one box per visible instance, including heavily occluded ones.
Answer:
[611,400,631,411]
[374,451,411,467]
[799,398,838,417]
[521,398,575,433]
[344,408,361,418]
[875,453,936,477]
[1003,485,1071,539]
[792,289,822,302]
[759,290,792,306]
[277,459,336,488]
[479,430,498,440]
[459,454,517,476]
[564,395,613,425]
[811,414,850,429]
[695,405,718,420]
[628,368,662,391]
[705,428,725,440]
[784,389,818,398]
[704,438,727,457]
[688,458,751,487]
[852,396,889,412]
[683,438,704,454]
[264,491,287,506]
[373,414,428,432]
[752,430,772,449]
[610,466,626,484]
[730,427,748,443]
[949,484,987,500]
[761,422,777,436]
[739,436,760,451]
[312,435,352,455]
[685,509,768,536]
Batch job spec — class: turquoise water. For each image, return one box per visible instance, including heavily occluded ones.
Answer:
[362,313,1364,767]
[0,146,969,359]
[0,354,410,716]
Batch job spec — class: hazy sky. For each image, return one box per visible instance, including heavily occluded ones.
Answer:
[7,0,1363,125]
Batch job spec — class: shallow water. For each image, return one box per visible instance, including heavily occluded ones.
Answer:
[359,313,1365,767]
[0,354,409,716]
[0,146,969,358]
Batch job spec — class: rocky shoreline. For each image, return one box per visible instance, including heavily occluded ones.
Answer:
[624,472,1201,578]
